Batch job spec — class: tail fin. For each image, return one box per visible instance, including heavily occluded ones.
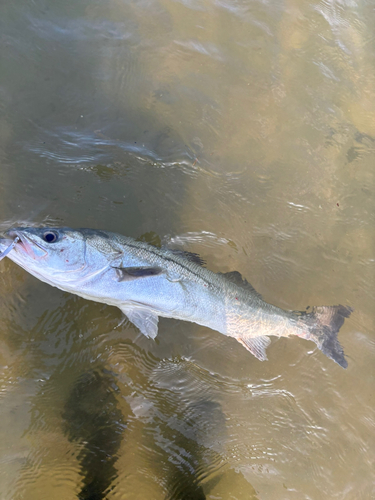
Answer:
[302,305,352,368]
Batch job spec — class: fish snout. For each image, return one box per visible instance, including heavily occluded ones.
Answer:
[6,229,24,247]
[4,229,22,242]
[4,229,45,259]
[6,229,20,239]
[6,229,31,248]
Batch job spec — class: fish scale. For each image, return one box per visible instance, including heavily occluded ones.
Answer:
[0,227,352,368]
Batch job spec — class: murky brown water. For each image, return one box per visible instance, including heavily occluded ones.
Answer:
[0,0,374,498]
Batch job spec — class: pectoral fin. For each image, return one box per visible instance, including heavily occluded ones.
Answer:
[236,335,271,361]
[121,307,159,339]
[114,266,163,281]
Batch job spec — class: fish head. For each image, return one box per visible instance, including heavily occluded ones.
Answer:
[1,227,88,285]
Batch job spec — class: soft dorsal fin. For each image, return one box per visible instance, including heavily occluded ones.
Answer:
[167,248,206,266]
[218,271,262,299]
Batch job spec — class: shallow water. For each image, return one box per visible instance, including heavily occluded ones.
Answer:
[0,0,374,498]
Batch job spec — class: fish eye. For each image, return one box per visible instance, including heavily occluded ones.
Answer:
[43,231,59,243]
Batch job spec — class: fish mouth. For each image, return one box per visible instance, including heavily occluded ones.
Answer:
[5,229,48,260]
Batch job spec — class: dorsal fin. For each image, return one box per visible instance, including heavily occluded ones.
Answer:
[219,271,262,299]
[167,248,206,266]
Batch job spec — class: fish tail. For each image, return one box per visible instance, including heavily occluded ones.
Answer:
[300,305,352,368]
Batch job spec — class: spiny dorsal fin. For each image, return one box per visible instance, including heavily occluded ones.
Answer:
[168,248,206,266]
[219,271,262,299]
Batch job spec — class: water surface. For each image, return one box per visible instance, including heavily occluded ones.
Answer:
[0,0,374,498]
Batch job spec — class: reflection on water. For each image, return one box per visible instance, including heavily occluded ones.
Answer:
[0,0,374,498]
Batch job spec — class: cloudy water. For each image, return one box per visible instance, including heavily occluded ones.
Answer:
[0,0,374,498]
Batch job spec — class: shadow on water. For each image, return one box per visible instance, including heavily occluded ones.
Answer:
[146,399,225,500]
[153,398,259,499]
[62,369,126,500]
[165,404,223,499]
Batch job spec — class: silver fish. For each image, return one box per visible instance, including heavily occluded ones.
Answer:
[0,227,352,368]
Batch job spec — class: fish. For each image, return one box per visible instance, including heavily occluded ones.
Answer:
[0,227,352,368]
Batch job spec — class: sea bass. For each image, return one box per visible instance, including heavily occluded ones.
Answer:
[0,227,351,368]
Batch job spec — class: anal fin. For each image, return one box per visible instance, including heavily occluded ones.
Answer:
[236,335,271,361]
[121,307,159,339]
